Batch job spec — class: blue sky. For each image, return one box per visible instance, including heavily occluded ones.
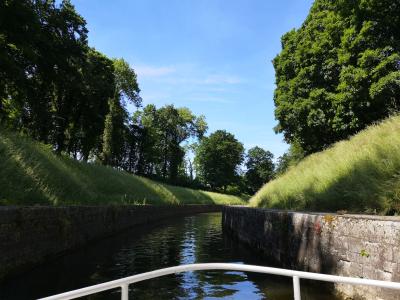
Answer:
[73,0,314,159]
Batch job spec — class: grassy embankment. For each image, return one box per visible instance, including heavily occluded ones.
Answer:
[251,115,400,215]
[0,131,245,206]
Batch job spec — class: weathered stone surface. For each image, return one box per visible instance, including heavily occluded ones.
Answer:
[0,205,220,281]
[222,206,400,300]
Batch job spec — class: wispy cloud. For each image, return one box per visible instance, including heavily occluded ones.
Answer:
[141,91,234,105]
[202,75,242,85]
[186,96,234,104]
[135,63,242,86]
[135,65,176,77]
[134,62,243,106]
[161,74,242,86]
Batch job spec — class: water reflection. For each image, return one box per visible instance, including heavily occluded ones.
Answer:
[0,213,338,300]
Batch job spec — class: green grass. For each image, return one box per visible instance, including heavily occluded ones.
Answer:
[0,131,245,206]
[250,115,400,215]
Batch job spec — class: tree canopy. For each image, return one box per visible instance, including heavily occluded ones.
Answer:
[0,0,116,157]
[273,0,400,153]
[195,130,244,191]
[132,104,207,183]
[245,147,275,194]
[101,58,142,166]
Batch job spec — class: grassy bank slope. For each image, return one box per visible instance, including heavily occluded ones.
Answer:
[250,115,400,214]
[0,131,245,206]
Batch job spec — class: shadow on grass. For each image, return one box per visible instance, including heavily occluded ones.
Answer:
[0,131,233,206]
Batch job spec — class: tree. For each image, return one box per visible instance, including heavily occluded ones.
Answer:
[101,98,128,166]
[0,0,115,159]
[132,104,207,183]
[195,130,244,191]
[245,147,275,194]
[47,0,89,154]
[275,153,291,177]
[67,49,115,160]
[112,58,142,107]
[0,1,143,163]
[273,0,400,154]
[101,58,141,166]
[183,143,198,182]
[0,0,39,127]
[275,141,305,176]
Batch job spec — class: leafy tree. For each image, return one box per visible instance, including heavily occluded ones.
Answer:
[48,0,89,154]
[0,0,131,162]
[101,98,128,166]
[273,0,400,153]
[101,58,141,165]
[0,0,104,156]
[183,143,198,182]
[132,104,207,182]
[113,58,142,107]
[275,153,291,177]
[275,141,305,176]
[0,0,38,126]
[130,105,159,175]
[195,130,244,191]
[245,147,274,194]
[67,49,115,160]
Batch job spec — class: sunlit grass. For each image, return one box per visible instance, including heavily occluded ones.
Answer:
[250,115,400,214]
[0,131,245,206]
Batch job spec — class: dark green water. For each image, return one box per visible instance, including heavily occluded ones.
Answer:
[0,213,339,299]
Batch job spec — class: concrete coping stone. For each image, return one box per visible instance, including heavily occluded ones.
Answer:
[224,205,400,222]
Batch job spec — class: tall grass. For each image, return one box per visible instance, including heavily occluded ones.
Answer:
[250,115,400,214]
[0,131,245,206]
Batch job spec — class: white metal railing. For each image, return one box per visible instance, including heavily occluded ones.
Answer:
[38,263,400,300]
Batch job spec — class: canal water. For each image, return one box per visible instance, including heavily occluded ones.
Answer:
[0,213,338,300]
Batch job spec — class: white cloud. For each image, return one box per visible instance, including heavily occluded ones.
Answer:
[135,65,176,77]
[158,75,242,87]
[186,96,233,104]
[134,63,243,106]
[202,75,242,85]
[134,62,242,87]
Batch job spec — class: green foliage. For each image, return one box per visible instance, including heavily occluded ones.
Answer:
[75,49,115,160]
[113,58,142,107]
[244,146,274,194]
[0,130,245,206]
[250,115,400,215]
[195,130,244,191]
[273,0,400,153]
[100,58,141,166]
[360,249,370,258]
[132,104,207,183]
[101,98,128,166]
[275,141,305,176]
[274,153,291,177]
[0,0,115,156]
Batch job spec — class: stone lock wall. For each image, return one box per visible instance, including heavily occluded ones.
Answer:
[222,206,400,300]
[0,205,220,281]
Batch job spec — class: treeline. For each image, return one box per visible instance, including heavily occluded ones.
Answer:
[0,0,140,159]
[273,0,400,171]
[0,0,277,196]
